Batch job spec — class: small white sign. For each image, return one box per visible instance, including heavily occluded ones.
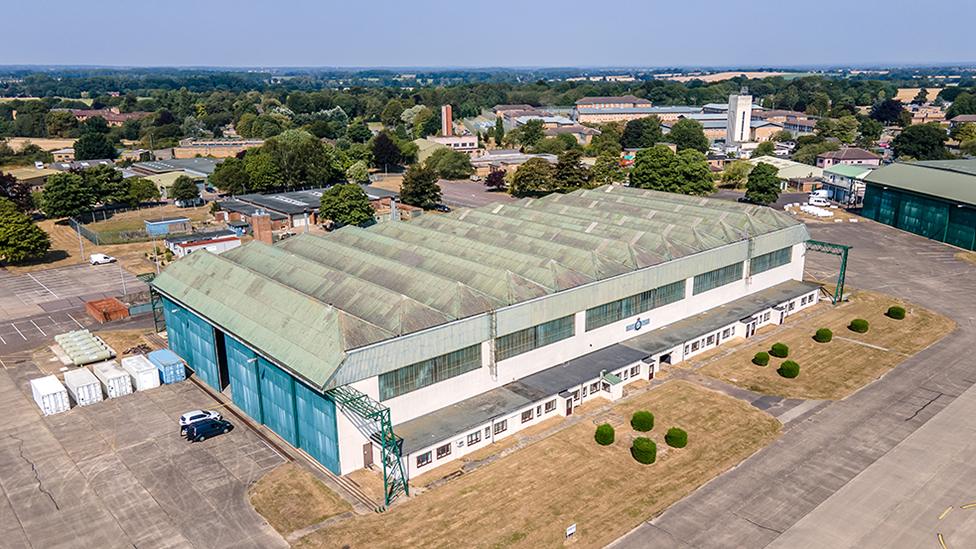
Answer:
[566,523,576,538]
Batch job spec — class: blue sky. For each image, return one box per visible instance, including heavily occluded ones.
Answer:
[5,0,974,67]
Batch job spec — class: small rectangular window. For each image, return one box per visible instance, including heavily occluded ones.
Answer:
[521,409,534,423]
[436,443,451,459]
[545,400,556,413]
[722,328,731,338]
[707,335,715,346]
[417,451,431,468]
[630,365,640,376]
[494,420,508,435]
[691,341,700,351]
[582,386,588,397]
[590,382,599,393]
[485,427,491,437]
[467,431,481,446]
[536,405,542,415]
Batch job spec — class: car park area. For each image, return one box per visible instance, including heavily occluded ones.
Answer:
[0,263,145,322]
[0,359,287,549]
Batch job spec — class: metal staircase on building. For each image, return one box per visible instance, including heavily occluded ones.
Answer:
[327,385,409,508]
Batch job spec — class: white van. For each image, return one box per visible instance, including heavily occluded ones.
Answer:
[810,189,829,199]
[808,196,830,207]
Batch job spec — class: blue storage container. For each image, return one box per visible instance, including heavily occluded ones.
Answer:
[148,349,187,384]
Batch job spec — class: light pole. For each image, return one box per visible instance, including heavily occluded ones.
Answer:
[74,220,86,264]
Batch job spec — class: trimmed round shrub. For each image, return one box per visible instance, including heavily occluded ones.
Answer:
[849,318,870,333]
[631,410,654,432]
[886,306,906,320]
[752,351,770,366]
[594,423,615,446]
[814,328,833,343]
[777,360,800,378]
[769,342,790,358]
[665,427,688,448]
[631,437,657,464]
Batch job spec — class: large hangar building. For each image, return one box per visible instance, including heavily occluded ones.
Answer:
[152,185,818,493]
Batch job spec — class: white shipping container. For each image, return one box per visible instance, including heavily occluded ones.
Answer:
[64,367,103,406]
[121,355,161,391]
[92,361,133,399]
[30,375,70,416]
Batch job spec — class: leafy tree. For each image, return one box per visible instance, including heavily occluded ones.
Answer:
[673,149,715,196]
[82,164,128,204]
[380,99,404,128]
[45,110,78,138]
[961,139,976,156]
[816,115,859,143]
[517,119,545,148]
[666,118,709,152]
[620,116,663,149]
[494,117,505,145]
[484,170,506,191]
[553,148,591,191]
[126,177,160,204]
[946,92,976,120]
[720,160,753,189]
[0,171,34,212]
[262,129,341,188]
[319,183,374,226]
[509,157,556,197]
[210,156,250,194]
[80,116,111,135]
[856,116,883,147]
[751,141,775,158]
[744,162,781,205]
[772,130,794,142]
[891,123,950,160]
[346,120,372,143]
[870,99,906,125]
[792,141,839,165]
[587,122,623,156]
[591,151,625,184]
[630,145,678,192]
[371,131,403,170]
[73,133,117,160]
[345,160,370,183]
[950,122,976,142]
[912,88,929,105]
[170,176,201,201]
[0,198,50,264]
[425,148,473,179]
[399,162,442,209]
[244,152,284,191]
[41,172,96,217]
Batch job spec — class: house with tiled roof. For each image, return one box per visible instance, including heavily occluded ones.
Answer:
[815,147,881,169]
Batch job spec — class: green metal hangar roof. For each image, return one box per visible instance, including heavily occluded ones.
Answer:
[152,185,809,392]
[864,160,976,206]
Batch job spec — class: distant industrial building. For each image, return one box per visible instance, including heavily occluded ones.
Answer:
[862,160,976,251]
[2,166,60,192]
[216,185,401,229]
[470,149,558,177]
[172,138,264,159]
[152,186,818,495]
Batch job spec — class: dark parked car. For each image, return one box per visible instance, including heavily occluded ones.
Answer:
[185,418,234,442]
[433,204,451,212]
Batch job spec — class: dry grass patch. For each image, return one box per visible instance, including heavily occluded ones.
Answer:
[250,463,351,537]
[96,328,155,356]
[700,291,955,400]
[5,218,157,274]
[955,251,976,267]
[86,203,212,232]
[295,380,780,549]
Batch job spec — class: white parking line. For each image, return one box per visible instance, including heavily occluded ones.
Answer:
[66,313,84,329]
[0,333,6,345]
[26,273,60,299]
[30,319,47,337]
[9,324,26,341]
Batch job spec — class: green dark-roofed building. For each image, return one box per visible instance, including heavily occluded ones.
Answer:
[151,184,821,500]
[862,160,976,251]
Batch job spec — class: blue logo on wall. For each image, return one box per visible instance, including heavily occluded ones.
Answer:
[626,318,650,332]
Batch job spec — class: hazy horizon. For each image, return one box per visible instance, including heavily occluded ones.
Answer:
[5,0,974,68]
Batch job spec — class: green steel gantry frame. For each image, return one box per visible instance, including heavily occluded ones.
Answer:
[806,239,851,304]
[137,273,166,333]
[327,385,409,508]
